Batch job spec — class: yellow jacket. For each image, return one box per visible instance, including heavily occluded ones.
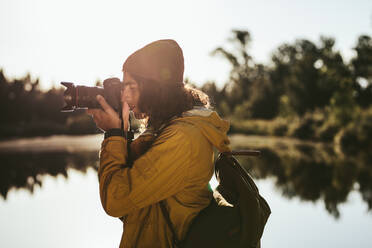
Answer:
[98,108,230,248]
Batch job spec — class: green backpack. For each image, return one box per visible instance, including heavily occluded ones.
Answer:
[160,150,271,248]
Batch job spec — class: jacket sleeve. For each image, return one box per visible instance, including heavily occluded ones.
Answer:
[98,127,192,217]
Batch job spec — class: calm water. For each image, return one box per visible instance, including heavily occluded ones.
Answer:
[0,134,371,248]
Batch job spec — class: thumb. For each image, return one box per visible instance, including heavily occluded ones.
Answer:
[96,95,115,115]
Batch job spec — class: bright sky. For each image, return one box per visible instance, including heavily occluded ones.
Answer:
[0,0,371,90]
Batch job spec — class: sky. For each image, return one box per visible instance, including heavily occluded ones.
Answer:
[0,0,371,90]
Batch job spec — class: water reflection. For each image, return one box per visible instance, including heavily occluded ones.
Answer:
[230,135,372,218]
[0,151,98,199]
[0,134,371,219]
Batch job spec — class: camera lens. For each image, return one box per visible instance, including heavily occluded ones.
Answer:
[75,86,104,109]
[61,78,121,112]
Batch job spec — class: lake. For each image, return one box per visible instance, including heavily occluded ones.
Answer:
[0,134,371,248]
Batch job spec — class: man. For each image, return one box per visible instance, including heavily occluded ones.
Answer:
[87,39,230,247]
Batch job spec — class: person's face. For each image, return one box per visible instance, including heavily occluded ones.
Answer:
[122,71,141,116]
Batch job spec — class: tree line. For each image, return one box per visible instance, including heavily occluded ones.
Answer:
[200,30,372,155]
[0,72,99,138]
[203,30,371,119]
[1,29,372,155]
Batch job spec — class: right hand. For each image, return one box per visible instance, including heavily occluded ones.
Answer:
[87,95,130,133]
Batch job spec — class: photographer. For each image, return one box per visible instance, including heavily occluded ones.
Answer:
[87,40,231,248]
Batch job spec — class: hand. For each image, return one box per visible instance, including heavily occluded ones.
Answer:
[87,95,129,132]
[122,99,130,132]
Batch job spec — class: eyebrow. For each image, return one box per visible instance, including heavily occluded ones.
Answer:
[123,81,137,86]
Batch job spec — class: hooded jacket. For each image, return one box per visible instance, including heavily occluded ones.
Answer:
[98,108,230,248]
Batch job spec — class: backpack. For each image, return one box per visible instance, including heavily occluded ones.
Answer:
[160,150,271,248]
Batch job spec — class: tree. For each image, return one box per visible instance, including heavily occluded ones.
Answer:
[351,35,372,108]
[211,30,254,112]
[211,30,280,119]
[270,37,353,116]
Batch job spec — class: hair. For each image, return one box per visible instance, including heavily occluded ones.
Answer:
[131,74,210,130]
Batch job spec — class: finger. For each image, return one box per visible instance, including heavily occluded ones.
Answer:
[87,109,102,116]
[92,111,104,124]
[94,109,105,120]
[87,109,103,120]
[86,109,99,117]
[122,101,130,131]
[96,95,116,115]
[92,114,99,123]
[121,88,126,103]
[86,109,94,115]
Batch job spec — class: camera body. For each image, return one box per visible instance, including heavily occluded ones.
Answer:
[61,77,122,112]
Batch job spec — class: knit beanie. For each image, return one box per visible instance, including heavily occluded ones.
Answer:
[122,39,184,84]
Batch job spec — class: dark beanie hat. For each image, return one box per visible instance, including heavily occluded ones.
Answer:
[123,39,184,84]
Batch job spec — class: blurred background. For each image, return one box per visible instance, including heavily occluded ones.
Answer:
[1,0,372,247]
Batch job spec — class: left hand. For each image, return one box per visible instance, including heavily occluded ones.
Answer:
[86,95,122,132]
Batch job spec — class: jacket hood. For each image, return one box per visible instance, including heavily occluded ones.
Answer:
[176,107,231,153]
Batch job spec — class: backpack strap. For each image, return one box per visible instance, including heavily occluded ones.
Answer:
[222,150,261,156]
[159,200,181,248]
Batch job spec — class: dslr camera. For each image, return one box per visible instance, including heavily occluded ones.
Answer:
[61,77,122,112]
